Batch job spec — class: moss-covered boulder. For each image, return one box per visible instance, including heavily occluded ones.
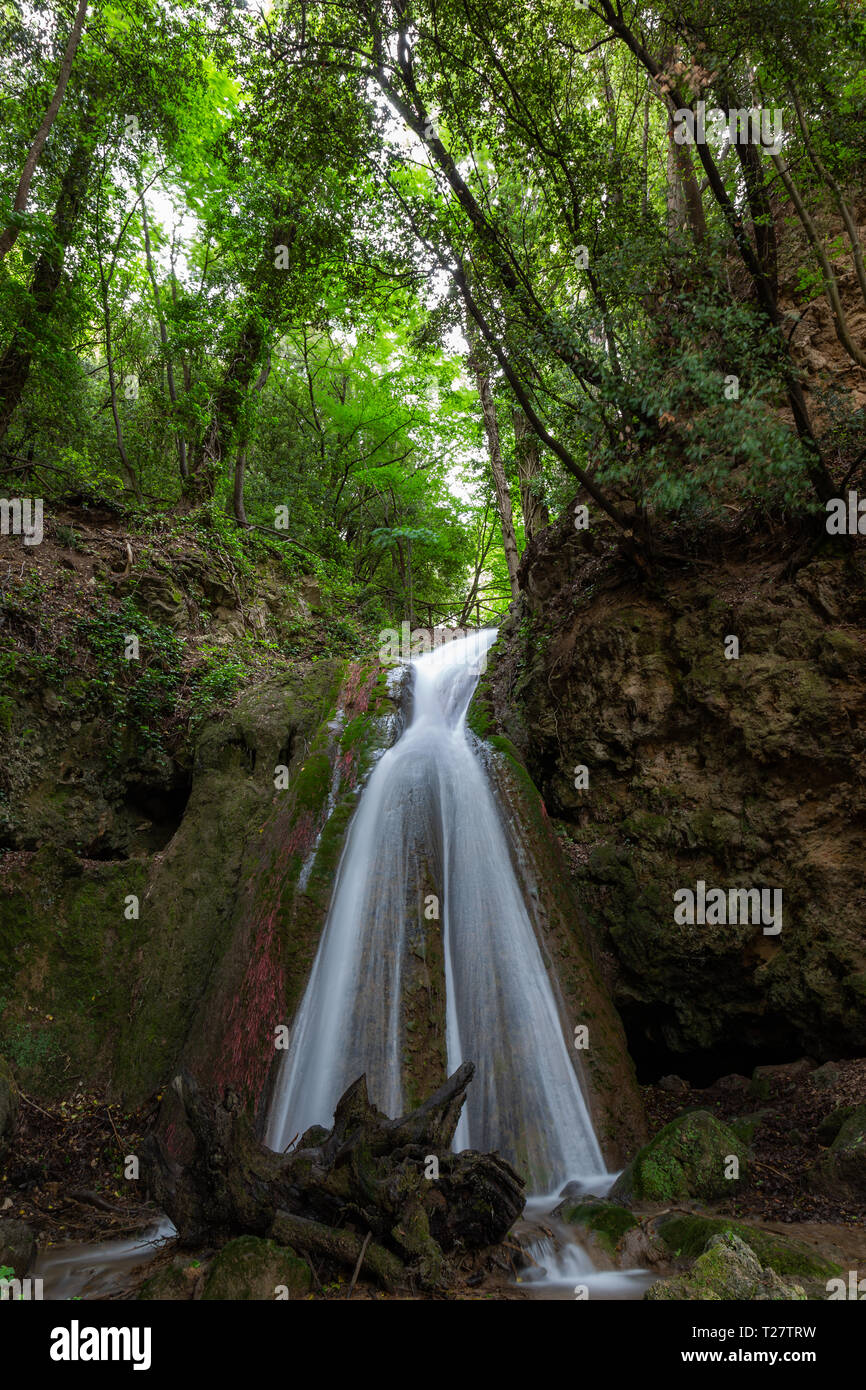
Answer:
[646,1231,807,1301]
[655,1214,841,1280]
[810,1105,866,1201]
[0,1218,35,1278]
[0,1054,17,1157]
[610,1110,747,1203]
[816,1104,860,1145]
[726,1112,772,1148]
[201,1237,312,1301]
[559,1199,639,1259]
[138,1258,202,1301]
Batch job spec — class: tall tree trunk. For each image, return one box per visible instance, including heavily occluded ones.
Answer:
[232,350,271,525]
[0,0,88,262]
[99,279,141,500]
[140,188,187,477]
[467,331,520,599]
[512,408,549,541]
[186,314,266,505]
[0,135,92,445]
[666,114,706,243]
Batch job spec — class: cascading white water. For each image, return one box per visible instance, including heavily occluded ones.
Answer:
[266,629,605,1197]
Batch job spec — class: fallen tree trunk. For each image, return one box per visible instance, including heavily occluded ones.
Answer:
[142,1062,525,1291]
[270,1212,404,1292]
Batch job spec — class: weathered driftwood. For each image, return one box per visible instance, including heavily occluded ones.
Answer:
[142,1061,524,1290]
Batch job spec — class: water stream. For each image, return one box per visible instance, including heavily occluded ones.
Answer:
[267,629,604,1194]
[35,629,648,1298]
[265,629,647,1296]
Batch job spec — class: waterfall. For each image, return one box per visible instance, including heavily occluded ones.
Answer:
[265,629,606,1195]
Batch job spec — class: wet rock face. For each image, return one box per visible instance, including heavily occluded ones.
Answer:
[0,658,401,1112]
[484,519,866,1068]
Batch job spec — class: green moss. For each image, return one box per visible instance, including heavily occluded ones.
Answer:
[656,1214,842,1278]
[612,1110,747,1203]
[647,1231,809,1302]
[0,851,147,1096]
[560,1200,638,1254]
[201,1237,312,1300]
[138,1261,197,1301]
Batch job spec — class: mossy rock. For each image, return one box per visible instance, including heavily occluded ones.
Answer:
[727,1111,772,1147]
[646,1231,807,1302]
[138,1259,201,1301]
[611,1110,747,1203]
[810,1105,866,1201]
[816,1104,861,1146]
[655,1214,842,1279]
[201,1236,312,1301]
[560,1200,638,1256]
[0,1218,35,1278]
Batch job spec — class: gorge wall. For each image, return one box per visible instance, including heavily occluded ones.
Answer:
[474,512,866,1083]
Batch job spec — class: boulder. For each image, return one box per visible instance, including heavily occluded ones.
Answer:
[201,1237,312,1301]
[810,1061,841,1090]
[610,1110,747,1203]
[557,1198,638,1260]
[749,1058,813,1101]
[646,1231,807,1301]
[0,1218,35,1278]
[810,1105,866,1201]
[653,1213,841,1280]
[816,1104,860,1146]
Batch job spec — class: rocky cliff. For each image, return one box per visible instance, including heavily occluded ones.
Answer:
[476,513,866,1080]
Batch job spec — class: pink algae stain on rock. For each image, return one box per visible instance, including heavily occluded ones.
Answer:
[212,902,285,1106]
[341,661,377,718]
[206,665,381,1106]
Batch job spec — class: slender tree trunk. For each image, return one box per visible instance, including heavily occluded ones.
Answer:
[232,350,271,525]
[641,89,650,220]
[467,331,520,598]
[665,117,706,242]
[512,408,549,541]
[233,449,248,525]
[0,0,88,262]
[187,314,266,505]
[789,84,866,306]
[99,280,141,500]
[0,135,92,445]
[140,188,187,477]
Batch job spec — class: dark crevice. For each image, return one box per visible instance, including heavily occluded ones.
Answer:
[621,1003,809,1087]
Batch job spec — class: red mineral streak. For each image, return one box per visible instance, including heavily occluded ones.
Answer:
[212,902,284,1104]
[205,667,380,1103]
[341,661,377,718]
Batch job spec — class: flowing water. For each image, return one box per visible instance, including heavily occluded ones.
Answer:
[267,628,604,1196]
[36,629,649,1298]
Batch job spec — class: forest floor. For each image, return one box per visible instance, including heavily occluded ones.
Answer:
[2,1083,158,1248]
[643,1055,866,1228]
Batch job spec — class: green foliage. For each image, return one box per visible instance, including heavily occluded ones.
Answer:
[0,0,863,597]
